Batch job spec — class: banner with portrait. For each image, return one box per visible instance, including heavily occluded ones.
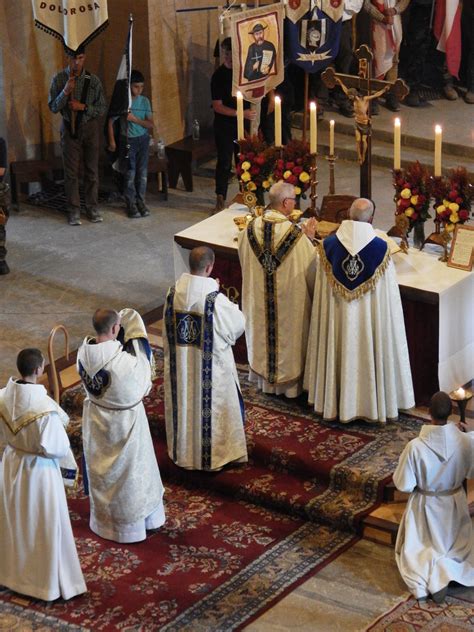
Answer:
[230,3,284,104]
[285,7,342,73]
[32,0,108,55]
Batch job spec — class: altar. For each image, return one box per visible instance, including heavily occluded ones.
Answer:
[174,206,474,406]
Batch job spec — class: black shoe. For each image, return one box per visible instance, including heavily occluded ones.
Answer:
[405,90,421,107]
[68,213,81,226]
[127,205,141,219]
[86,208,103,223]
[137,203,151,217]
[385,93,400,112]
[0,260,9,275]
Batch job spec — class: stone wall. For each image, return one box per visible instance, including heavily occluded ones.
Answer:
[0,0,220,162]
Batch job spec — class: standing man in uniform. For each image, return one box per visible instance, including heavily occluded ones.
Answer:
[49,45,106,226]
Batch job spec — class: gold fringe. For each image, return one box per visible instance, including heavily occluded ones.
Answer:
[0,410,56,435]
[318,242,391,302]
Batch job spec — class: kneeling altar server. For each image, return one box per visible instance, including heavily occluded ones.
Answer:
[0,348,86,601]
[78,308,165,542]
[164,246,248,470]
[304,198,414,422]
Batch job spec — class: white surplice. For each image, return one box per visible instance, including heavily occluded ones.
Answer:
[163,273,248,470]
[0,379,86,601]
[77,308,165,543]
[238,211,316,397]
[304,220,414,422]
[393,423,474,599]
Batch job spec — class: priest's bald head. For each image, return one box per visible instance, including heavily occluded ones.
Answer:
[93,308,121,341]
[189,246,215,277]
[349,198,375,223]
[269,181,297,217]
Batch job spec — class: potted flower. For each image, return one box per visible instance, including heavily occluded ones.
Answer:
[393,161,432,248]
[433,167,471,232]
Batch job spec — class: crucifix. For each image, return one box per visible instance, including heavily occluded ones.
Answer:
[321,45,408,198]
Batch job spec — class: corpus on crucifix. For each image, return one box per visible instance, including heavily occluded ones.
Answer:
[321,45,408,198]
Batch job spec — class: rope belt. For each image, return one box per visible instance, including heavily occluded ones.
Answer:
[416,486,463,497]
[89,398,143,411]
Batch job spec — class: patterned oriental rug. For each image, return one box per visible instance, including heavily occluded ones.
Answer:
[365,593,474,631]
[0,349,422,631]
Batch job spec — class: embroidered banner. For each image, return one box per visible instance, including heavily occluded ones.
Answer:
[316,0,344,24]
[285,6,342,73]
[230,3,284,104]
[285,0,311,24]
[32,0,108,54]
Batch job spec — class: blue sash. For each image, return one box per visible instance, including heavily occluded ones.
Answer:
[247,219,302,383]
[321,235,389,301]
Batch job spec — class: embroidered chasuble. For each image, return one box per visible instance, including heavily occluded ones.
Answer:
[304,220,414,422]
[0,380,86,601]
[239,211,316,397]
[77,308,165,543]
[394,423,474,599]
[164,274,247,471]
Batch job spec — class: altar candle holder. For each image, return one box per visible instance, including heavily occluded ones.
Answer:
[387,168,409,253]
[325,153,338,195]
[423,175,445,250]
[309,152,318,217]
[449,387,473,425]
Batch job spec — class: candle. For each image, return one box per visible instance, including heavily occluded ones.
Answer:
[310,102,317,154]
[454,387,466,399]
[329,119,335,156]
[394,117,401,170]
[237,91,244,141]
[434,124,442,177]
[274,95,282,147]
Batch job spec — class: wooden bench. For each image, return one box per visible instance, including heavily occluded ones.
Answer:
[147,155,168,200]
[10,159,63,211]
[165,134,215,192]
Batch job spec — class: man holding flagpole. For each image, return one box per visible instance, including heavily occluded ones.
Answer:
[48,45,106,226]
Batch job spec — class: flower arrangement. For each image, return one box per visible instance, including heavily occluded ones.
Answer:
[393,162,432,230]
[237,138,312,203]
[432,167,472,231]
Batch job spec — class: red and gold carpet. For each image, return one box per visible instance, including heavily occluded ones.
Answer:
[0,350,422,630]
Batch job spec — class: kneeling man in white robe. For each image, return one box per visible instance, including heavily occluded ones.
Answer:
[78,308,165,543]
[238,181,317,398]
[164,246,248,470]
[304,198,414,422]
[394,391,474,602]
[0,348,86,601]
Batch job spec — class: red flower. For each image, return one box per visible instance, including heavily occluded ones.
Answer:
[459,209,469,221]
[285,161,295,170]
[288,175,298,185]
[248,152,255,160]
[456,197,463,205]
[448,190,458,201]
[255,155,266,166]
[250,166,260,175]
[277,159,284,170]
[411,212,419,221]
[293,166,303,175]
[442,210,451,220]
[399,198,411,209]
[412,188,419,195]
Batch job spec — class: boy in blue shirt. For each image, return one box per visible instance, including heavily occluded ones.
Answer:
[108,70,154,218]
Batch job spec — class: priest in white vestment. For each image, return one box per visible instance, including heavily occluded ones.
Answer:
[0,348,86,601]
[78,308,165,543]
[394,392,474,602]
[164,246,247,471]
[304,198,414,422]
[238,181,317,398]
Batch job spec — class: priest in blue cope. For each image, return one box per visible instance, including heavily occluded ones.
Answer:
[163,246,248,471]
[304,198,415,423]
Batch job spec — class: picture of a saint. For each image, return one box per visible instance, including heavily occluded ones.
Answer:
[243,22,276,81]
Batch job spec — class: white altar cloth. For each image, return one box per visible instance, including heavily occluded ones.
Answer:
[174,210,474,393]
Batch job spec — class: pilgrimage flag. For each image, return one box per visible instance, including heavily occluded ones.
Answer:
[230,3,285,103]
[286,7,342,73]
[32,0,108,54]
[433,0,462,79]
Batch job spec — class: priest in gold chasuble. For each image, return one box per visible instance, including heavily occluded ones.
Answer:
[304,198,414,423]
[238,181,317,398]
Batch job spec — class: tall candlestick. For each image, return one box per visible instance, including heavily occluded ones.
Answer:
[274,95,282,147]
[434,124,442,177]
[329,119,335,156]
[237,91,244,141]
[394,117,401,170]
[310,102,317,154]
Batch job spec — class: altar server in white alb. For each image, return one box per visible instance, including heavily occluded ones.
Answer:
[78,308,165,542]
[164,246,247,471]
[238,181,317,398]
[304,198,414,422]
[0,348,86,601]
[394,392,474,602]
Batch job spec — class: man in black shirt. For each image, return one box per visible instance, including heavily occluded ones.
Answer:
[211,38,256,213]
